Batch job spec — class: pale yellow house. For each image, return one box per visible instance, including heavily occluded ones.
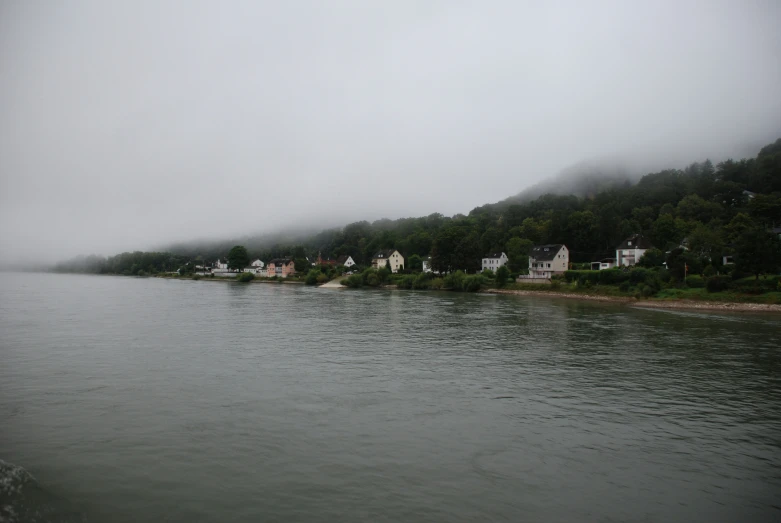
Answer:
[371,249,404,273]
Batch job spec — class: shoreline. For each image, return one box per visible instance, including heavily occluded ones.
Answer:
[485,288,781,314]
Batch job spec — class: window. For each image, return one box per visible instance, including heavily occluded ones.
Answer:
[628,241,632,246]
[547,263,551,268]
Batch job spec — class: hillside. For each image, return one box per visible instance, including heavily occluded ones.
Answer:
[54,138,781,277]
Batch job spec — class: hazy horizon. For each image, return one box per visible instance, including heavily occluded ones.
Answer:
[2,1,781,264]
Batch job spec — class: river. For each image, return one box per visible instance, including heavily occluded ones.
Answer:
[0,272,779,522]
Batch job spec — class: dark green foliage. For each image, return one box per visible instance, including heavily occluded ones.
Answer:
[305,269,320,285]
[397,275,416,289]
[637,248,665,268]
[685,275,705,288]
[629,268,650,284]
[413,272,431,289]
[407,254,423,272]
[429,278,445,290]
[706,276,731,292]
[443,271,466,290]
[665,248,687,281]
[236,272,254,282]
[496,266,510,287]
[342,274,364,288]
[462,275,484,292]
[729,277,779,294]
[735,227,781,280]
[228,246,250,271]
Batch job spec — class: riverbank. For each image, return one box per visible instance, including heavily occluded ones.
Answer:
[157,274,305,284]
[486,288,781,313]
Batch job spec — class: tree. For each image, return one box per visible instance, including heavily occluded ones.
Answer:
[496,265,510,287]
[407,254,423,272]
[735,228,781,280]
[227,245,250,271]
[637,248,666,268]
[686,224,724,260]
[651,214,684,250]
[505,237,533,273]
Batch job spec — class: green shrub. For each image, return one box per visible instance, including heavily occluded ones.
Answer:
[703,265,716,277]
[366,273,381,287]
[619,281,630,292]
[237,272,255,282]
[706,275,731,293]
[398,275,416,289]
[413,272,430,289]
[462,275,484,292]
[496,266,510,287]
[730,278,778,294]
[192,274,202,281]
[598,268,630,285]
[444,271,466,290]
[305,269,320,285]
[629,268,649,284]
[640,284,656,297]
[685,275,705,288]
[342,274,364,288]
[481,269,495,279]
[429,278,445,290]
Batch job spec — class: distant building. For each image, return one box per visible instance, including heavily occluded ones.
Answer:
[250,259,264,268]
[214,259,228,270]
[422,256,433,273]
[527,244,569,279]
[267,258,296,278]
[335,255,356,268]
[316,253,337,266]
[481,252,508,272]
[372,250,404,273]
[590,258,616,271]
[615,234,654,267]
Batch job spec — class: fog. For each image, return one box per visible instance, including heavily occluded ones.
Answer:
[1,1,780,265]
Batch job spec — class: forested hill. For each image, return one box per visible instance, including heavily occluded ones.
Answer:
[54,138,781,276]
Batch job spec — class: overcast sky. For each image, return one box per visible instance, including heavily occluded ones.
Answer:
[1,0,780,263]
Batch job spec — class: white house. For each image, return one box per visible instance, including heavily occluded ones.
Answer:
[527,244,569,278]
[615,234,654,267]
[245,265,267,275]
[250,259,264,268]
[335,255,356,268]
[482,252,508,272]
[372,250,404,273]
[214,259,228,270]
[422,256,432,273]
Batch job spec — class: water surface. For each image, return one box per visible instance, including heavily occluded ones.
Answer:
[1,273,779,522]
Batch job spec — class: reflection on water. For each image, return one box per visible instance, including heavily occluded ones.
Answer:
[0,273,779,523]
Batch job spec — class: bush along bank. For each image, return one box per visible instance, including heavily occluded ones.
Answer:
[339,265,781,304]
[557,267,781,303]
[340,268,510,292]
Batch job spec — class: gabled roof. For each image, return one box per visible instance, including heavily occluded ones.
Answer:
[529,244,565,261]
[268,257,293,265]
[372,249,399,259]
[616,234,654,251]
[483,252,506,259]
[335,255,353,264]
